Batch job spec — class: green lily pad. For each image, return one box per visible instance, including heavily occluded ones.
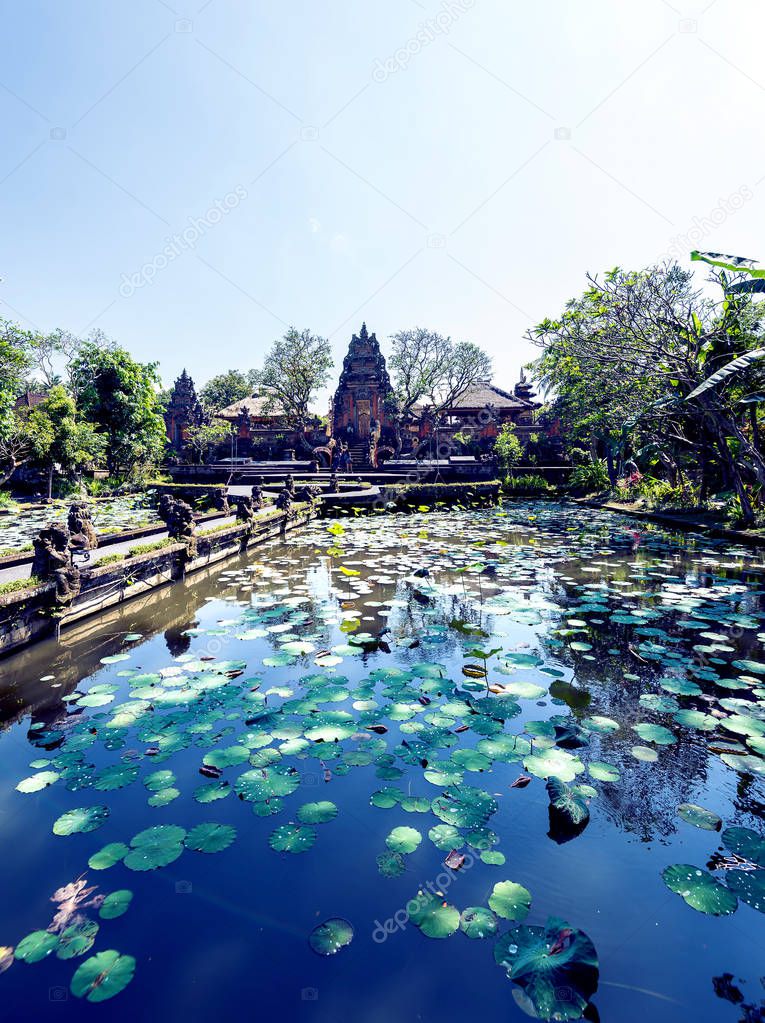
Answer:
[662,864,737,915]
[494,915,599,1021]
[16,770,59,793]
[386,826,422,854]
[99,890,133,920]
[488,880,532,921]
[269,824,316,853]
[377,850,406,877]
[14,930,59,963]
[185,822,237,853]
[722,826,765,866]
[88,842,129,871]
[677,803,721,831]
[727,870,765,913]
[124,825,186,871]
[308,918,354,956]
[460,906,498,938]
[408,891,460,938]
[53,805,110,836]
[296,801,338,824]
[633,723,677,746]
[70,949,136,1002]
[56,920,99,959]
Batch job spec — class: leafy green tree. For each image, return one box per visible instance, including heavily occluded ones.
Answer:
[0,319,36,438]
[184,420,230,464]
[256,328,333,452]
[27,386,105,499]
[70,343,166,477]
[493,422,523,473]
[387,328,492,452]
[200,369,254,413]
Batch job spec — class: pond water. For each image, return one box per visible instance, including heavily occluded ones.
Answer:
[0,497,158,553]
[0,501,764,1022]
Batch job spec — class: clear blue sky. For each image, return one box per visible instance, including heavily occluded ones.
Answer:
[1,0,763,407]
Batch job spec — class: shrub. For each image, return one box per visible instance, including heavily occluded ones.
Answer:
[0,576,43,596]
[127,538,174,558]
[97,552,126,566]
[569,460,610,493]
[504,474,553,492]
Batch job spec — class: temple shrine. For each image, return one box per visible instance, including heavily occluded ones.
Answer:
[331,323,394,465]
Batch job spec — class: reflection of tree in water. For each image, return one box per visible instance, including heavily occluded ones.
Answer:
[164,623,193,657]
[713,973,765,1023]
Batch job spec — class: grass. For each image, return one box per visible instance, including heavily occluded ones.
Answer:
[97,552,126,566]
[0,544,33,558]
[0,576,43,597]
[127,538,174,558]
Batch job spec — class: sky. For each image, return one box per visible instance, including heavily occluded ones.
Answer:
[1,0,764,409]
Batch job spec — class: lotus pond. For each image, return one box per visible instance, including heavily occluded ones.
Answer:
[0,501,764,1022]
[0,497,158,554]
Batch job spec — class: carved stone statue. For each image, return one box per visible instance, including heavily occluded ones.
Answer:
[275,487,294,516]
[284,474,295,497]
[328,473,340,494]
[213,489,230,516]
[297,484,322,504]
[158,495,197,557]
[67,502,98,551]
[250,484,264,510]
[236,495,255,527]
[31,523,81,605]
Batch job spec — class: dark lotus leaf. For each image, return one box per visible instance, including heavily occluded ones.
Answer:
[494,915,599,1022]
[726,870,765,913]
[309,918,354,956]
[722,826,765,866]
[546,778,590,843]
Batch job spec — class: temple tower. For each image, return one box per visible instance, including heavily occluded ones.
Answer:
[331,323,392,441]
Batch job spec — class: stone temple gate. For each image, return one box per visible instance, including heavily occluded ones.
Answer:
[331,324,392,446]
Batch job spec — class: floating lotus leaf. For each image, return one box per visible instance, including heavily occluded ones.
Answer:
[481,849,506,865]
[408,891,460,938]
[587,761,620,783]
[16,770,59,793]
[94,764,139,791]
[194,780,231,803]
[148,787,180,807]
[582,715,619,734]
[494,915,599,1021]
[546,778,589,828]
[386,826,422,854]
[633,723,677,746]
[53,805,110,836]
[70,950,136,1002]
[370,787,403,808]
[56,919,99,959]
[203,746,250,769]
[308,918,354,955]
[428,824,463,851]
[185,822,237,853]
[269,823,316,853]
[727,870,765,913]
[524,748,584,782]
[235,765,300,802]
[124,825,186,871]
[488,880,532,921]
[14,930,59,963]
[297,801,338,824]
[722,826,765,866]
[662,864,737,915]
[88,842,129,871]
[677,803,721,831]
[460,906,498,938]
[143,769,175,792]
[99,890,133,920]
[631,745,658,762]
[431,785,498,829]
[673,709,717,731]
[377,850,406,877]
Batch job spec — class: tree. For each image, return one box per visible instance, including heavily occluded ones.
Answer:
[70,342,167,477]
[0,319,36,439]
[494,422,523,473]
[529,263,765,522]
[26,385,105,499]
[256,328,333,452]
[387,328,492,452]
[200,369,254,413]
[184,420,230,464]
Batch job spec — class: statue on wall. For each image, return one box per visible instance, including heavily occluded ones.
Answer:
[158,495,197,557]
[31,523,81,605]
[236,495,255,527]
[328,473,340,494]
[67,502,98,551]
[250,484,264,510]
[213,489,230,516]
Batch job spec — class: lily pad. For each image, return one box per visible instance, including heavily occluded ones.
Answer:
[124,825,186,871]
[386,826,422,854]
[53,805,110,836]
[408,891,460,939]
[269,824,316,854]
[460,906,498,938]
[662,864,737,915]
[309,918,354,956]
[99,890,133,920]
[488,880,532,921]
[185,823,237,853]
[677,804,721,831]
[70,950,136,1002]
